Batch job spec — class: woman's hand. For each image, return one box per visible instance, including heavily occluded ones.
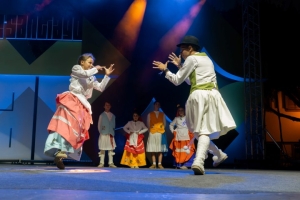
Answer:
[104,64,115,76]
[152,60,169,71]
[168,52,181,68]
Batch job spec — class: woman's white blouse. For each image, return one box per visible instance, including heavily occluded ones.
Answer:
[68,65,110,114]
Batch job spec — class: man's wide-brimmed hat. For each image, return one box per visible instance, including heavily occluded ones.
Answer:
[176,35,200,50]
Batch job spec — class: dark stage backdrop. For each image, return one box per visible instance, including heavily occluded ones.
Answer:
[3,0,297,167]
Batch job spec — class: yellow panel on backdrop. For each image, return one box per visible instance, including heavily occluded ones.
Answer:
[0,40,29,74]
[0,40,81,75]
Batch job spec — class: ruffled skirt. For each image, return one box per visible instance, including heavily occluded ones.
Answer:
[185,89,236,139]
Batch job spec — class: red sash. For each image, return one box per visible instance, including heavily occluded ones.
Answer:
[124,134,145,154]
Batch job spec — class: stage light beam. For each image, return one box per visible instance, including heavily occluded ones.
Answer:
[112,0,147,60]
[139,0,206,83]
[154,0,206,61]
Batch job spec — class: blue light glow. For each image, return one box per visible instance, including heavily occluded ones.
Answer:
[202,47,244,82]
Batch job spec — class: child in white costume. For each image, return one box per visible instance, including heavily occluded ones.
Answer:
[44,53,114,170]
[97,101,117,168]
[152,35,236,175]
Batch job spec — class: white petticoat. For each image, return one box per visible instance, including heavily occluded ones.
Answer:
[44,132,82,161]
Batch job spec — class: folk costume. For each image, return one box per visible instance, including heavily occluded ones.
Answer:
[146,111,168,153]
[44,65,110,169]
[97,111,116,167]
[120,119,148,168]
[164,36,236,175]
[169,115,195,169]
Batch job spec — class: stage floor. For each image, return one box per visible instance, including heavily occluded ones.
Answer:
[0,164,299,200]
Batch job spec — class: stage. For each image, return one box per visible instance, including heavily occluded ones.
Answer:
[0,164,299,200]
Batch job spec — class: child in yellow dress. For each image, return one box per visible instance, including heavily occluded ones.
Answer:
[120,111,148,168]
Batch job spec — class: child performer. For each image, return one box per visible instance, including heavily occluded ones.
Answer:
[146,101,168,169]
[152,35,235,175]
[120,111,148,168]
[44,53,115,170]
[169,105,195,169]
[97,101,117,168]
